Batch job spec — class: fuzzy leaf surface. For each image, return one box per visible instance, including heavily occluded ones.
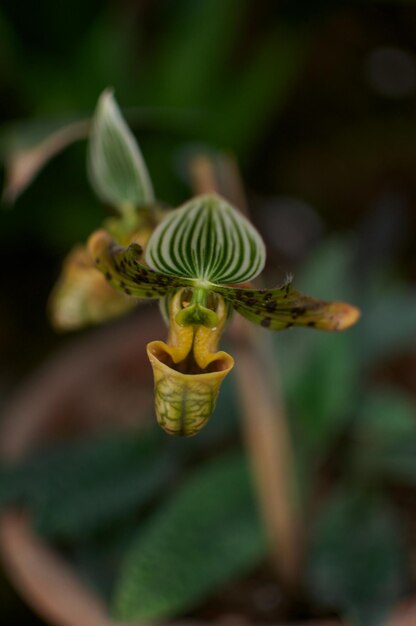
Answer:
[112,451,265,621]
[307,487,406,626]
[0,431,173,539]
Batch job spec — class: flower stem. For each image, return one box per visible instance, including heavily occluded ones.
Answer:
[190,287,208,308]
[189,153,302,592]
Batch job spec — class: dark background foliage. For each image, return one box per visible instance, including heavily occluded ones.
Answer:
[1,1,416,624]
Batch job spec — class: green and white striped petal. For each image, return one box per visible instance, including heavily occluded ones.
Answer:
[214,282,361,331]
[88,230,186,300]
[88,89,155,213]
[145,194,265,285]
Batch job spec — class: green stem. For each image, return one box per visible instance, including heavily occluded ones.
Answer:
[118,201,138,227]
[190,288,209,308]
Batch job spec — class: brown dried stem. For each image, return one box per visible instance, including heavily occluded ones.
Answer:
[189,154,302,592]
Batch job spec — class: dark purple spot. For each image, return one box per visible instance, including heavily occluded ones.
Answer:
[291,306,306,319]
[265,301,277,312]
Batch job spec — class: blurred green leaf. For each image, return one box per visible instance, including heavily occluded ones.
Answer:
[0,435,126,508]
[69,6,139,109]
[0,117,86,157]
[351,388,416,484]
[357,285,416,366]
[306,487,406,626]
[276,237,359,457]
[211,26,307,157]
[276,237,357,387]
[152,0,247,108]
[296,236,356,302]
[0,8,22,86]
[88,90,155,211]
[33,450,174,541]
[148,1,307,157]
[355,388,416,444]
[290,333,358,455]
[0,429,174,539]
[1,119,89,204]
[112,451,265,622]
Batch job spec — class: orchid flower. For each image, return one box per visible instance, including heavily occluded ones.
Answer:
[48,89,360,436]
[88,193,360,437]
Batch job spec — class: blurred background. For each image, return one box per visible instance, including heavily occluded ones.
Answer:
[1,1,416,624]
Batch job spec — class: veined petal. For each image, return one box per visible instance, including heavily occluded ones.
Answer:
[215,281,360,331]
[145,193,265,285]
[88,230,185,299]
[88,89,155,211]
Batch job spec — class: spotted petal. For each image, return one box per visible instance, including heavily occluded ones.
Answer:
[215,281,360,331]
[88,230,186,299]
[145,194,265,284]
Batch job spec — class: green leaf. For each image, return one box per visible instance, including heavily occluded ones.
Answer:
[88,230,185,300]
[34,451,173,540]
[357,285,416,366]
[87,89,155,211]
[296,236,355,302]
[273,235,357,380]
[210,26,306,158]
[290,333,358,455]
[152,0,246,108]
[0,430,172,539]
[112,451,266,621]
[351,389,416,484]
[216,282,360,331]
[306,487,406,626]
[1,118,89,205]
[145,194,265,284]
[355,389,416,445]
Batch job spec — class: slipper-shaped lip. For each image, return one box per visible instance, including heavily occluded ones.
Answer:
[147,340,234,437]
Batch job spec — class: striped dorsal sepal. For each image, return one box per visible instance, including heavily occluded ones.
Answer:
[145,193,265,285]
